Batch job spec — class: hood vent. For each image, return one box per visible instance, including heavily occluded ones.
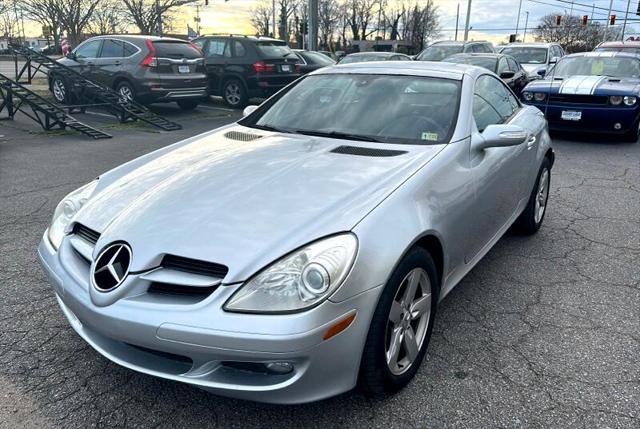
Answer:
[224,130,264,142]
[72,223,101,245]
[330,145,407,157]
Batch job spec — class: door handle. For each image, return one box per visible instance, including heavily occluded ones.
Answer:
[527,135,536,148]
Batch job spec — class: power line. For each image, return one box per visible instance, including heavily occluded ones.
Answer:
[539,0,631,14]
[527,0,610,16]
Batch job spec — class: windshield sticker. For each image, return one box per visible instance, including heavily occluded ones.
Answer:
[421,132,438,141]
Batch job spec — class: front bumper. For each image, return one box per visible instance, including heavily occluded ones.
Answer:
[38,234,381,404]
[527,101,640,134]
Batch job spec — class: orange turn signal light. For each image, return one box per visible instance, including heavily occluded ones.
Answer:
[323,312,356,341]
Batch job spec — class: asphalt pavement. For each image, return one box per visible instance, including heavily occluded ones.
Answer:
[0,104,638,428]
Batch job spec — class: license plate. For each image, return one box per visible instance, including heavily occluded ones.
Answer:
[281,64,292,72]
[178,65,190,73]
[561,110,582,121]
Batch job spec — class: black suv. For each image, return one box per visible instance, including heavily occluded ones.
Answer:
[52,35,208,110]
[192,35,301,108]
[415,40,495,61]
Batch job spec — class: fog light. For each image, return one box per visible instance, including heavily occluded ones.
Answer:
[614,123,622,130]
[265,362,294,374]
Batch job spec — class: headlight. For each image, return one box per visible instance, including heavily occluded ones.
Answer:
[47,180,98,249]
[522,91,533,101]
[224,233,358,313]
[534,92,546,101]
[610,95,623,105]
[624,95,637,106]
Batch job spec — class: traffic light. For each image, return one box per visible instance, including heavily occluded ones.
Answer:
[610,15,616,25]
[509,34,517,43]
[582,15,589,25]
[556,15,562,25]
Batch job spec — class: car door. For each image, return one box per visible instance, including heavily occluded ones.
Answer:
[70,39,102,79]
[202,38,230,94]
[466,74,538,261]
[93,38,125,86]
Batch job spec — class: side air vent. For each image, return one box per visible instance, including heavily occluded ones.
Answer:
[224,130,264,142]
[72,223,100,244]
[161,255,229,278]
[330,145,408,157]
[148,282,219,297]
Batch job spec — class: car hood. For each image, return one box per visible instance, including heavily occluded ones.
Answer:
[74,125,445,283]
[524,75,640,95]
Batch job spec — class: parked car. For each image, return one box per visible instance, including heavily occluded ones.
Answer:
[51,35,208,110]
[415,40,495,61]
[192,35,301,108]
[444,53,531,94]
[594,40,640,54]
[318,50,338,61]
[293,49,336,74]
[339,51,412,64]
[39,61,553,404]
[521,51,640,141]
[499,42,565,79]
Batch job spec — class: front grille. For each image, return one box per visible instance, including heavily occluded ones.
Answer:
[148,282,218,297]
[161,255,229,278]
[72,223,100,244]
[549,94,609,105]
[331,145,408,157]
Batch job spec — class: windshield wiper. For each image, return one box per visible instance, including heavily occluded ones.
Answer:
[293,129,381,142]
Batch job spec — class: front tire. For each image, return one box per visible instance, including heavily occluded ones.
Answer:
[51,76,68,104]
[359,247,439,397]
[222,79,248,108]
[513,157,551,235]
[116,81,136,103]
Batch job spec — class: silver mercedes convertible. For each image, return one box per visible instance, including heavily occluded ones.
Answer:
[38,61,553,404]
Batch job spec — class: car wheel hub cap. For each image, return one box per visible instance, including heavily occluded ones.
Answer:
[385,267,432,375]
[53,80,65,101]
[226,84,240,104]
[535,168,549,224]
[119,87,133,102]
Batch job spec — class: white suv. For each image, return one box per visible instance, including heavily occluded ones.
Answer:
[499,42,565,78]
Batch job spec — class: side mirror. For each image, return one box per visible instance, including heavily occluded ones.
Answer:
[66,52,77,61]
[242,105,258,117]
[499,71,515,79]
[549,56,559,64]
[537,69,547,77]
[477,124,527,150]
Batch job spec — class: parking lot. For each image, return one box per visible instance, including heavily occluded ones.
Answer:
[1,101,638,428]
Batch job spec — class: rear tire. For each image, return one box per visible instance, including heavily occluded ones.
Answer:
[176,99,199,110]
[358,247,439,397]
[51,76,68,104]
[222,79,248,108]
[513,157,551,235]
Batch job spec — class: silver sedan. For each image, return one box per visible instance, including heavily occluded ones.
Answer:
[38,61,553,404]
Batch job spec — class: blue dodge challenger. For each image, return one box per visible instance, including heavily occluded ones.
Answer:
[521,51,640,141]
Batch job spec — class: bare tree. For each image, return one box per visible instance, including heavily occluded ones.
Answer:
[0,0,20,41]
[318,0,341,49]
[87,0,126,35]
[401,0,440,51]
[344,0,382,41]
[22,0,62,48]
[55,0,100,46]
[535,14,611,52]
[276,0,297,41]
[250,0,273,37]
[122,0,196,35]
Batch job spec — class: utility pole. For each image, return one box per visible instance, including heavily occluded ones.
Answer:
[195,4,201,35]
[463,0,472,41]
[272,0,276,38]
[523,11,529,42]
[515,0,523,40]
[622,0,631,40]
[308,0,318,50]
[455,3,460,41]
[570,1,574,15]
[603,0,614,42]
[591,3,595,24]
[156,0,163,36]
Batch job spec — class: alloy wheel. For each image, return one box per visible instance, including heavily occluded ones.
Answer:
[225,83,241,106]
[118,86,134,102]
[385,267,432,375]
[534,168,550,224]
[52,79,65,103]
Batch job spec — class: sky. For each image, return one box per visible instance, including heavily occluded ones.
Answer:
[20,0,640,44]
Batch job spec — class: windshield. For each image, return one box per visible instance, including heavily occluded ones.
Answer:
[445,56,497,72]
[242,74,461,145]
[500,47,547,64]
[340,54,389,64]
[153,41,202,59]
[551,56,640,78]
[595,46,640,55]
[417,45,463,61]
[256,41,294,58]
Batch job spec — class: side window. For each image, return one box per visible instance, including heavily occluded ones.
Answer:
[99,39,124,58]
[233,40,245,57]
[497,58,509,74]
[473,75,518,130]
[470,44,481,53]
[507,58,519,71]
[206,39,227,57]
[123,42,137,57]
[192,39,205,49]
[75,40,101,59]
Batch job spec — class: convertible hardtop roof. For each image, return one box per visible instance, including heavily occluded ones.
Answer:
[313,60,484,80]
